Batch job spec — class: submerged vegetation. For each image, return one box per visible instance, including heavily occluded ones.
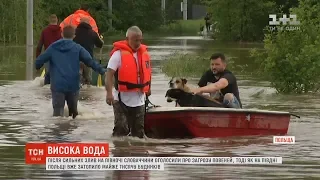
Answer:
[156,20,204,36]
[160,51,244,78]
[161,53,212,78]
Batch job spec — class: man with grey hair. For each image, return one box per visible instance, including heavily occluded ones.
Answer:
[105,26,152,139]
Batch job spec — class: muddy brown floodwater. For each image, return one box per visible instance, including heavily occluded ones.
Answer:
[0,36,319,179]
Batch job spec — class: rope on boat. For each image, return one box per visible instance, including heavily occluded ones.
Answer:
[145,96,160,111]
[290,113,300,118]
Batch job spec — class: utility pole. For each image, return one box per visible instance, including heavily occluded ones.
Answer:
[161,0,165,11]
[26,0,33,80]
[161,0,166,24]
[183,0,187,20]
[181,0,187,20]
[108,0,112,30]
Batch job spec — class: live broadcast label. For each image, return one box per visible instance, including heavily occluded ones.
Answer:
[25,143,109,164]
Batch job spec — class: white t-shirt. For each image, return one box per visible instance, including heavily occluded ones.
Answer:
[107,50,146,107]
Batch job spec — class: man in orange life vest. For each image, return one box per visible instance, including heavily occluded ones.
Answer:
[105,26,152,139]
[60,4,99,34]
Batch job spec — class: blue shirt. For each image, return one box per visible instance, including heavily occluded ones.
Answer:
[35,39,105,92]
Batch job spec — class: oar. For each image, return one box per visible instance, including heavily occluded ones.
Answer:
[97,47,103,87]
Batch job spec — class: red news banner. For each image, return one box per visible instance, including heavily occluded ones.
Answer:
[25,143,109,164]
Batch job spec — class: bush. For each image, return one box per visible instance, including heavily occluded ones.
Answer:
[250,0,320,94]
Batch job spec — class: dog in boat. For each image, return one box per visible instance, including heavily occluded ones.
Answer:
[165,77,224,107]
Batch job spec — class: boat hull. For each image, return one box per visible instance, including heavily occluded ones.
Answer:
[145,107,291,139]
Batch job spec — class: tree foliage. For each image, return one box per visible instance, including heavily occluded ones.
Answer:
[112,0,163,32]
[0,0,188,45]
[250,0,320,94]
[201,0,277,42]
[201,0,300,42]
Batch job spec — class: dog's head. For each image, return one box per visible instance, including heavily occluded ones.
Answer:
[169,77,188,90]
[165,88,180,103]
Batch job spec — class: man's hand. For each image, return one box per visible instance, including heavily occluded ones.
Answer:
[191,88,202,95]
[105,69,115,105]
[146,90,151,97]
[106,92,114,105]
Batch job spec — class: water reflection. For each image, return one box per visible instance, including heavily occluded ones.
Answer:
[111,140,151,180]
[44,120,79,142]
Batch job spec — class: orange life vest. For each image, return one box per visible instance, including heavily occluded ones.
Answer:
[110,40,152,92]
[60,10,99,34]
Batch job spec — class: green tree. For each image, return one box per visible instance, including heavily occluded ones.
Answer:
[0,0,47,45]
[250,0,320,94]
[201,0,276,42]
[112,0,163,32]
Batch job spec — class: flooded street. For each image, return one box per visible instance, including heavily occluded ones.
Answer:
[0,36,319,179]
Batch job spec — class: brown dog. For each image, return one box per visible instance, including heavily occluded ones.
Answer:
[169,77,191,92]
[168,77,222,106]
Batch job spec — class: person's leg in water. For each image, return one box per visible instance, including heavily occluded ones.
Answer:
[79,62,86,86]
[87,68,92,85]
[44,73,50,85]
[206,23,210,33]
[44,62,50,85]
[66,90,80,119]
[222,93,241,109]
[83,65,92,86]
[127,104,146,138]
[112,101,130,137]
[51,91,66,116]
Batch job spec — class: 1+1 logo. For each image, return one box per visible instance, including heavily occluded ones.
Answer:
[268,14,301,31]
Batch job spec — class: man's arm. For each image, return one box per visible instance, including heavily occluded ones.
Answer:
[147,74,152,96]
[147,62,152,96]
[35,47,51,70]
[36,31,44,58]
[93,32,104,48]
[106,69,115,95]
[79,47,105,75]
[197,73,234,93]
[105,51,121,93]
[198,78,228,93]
